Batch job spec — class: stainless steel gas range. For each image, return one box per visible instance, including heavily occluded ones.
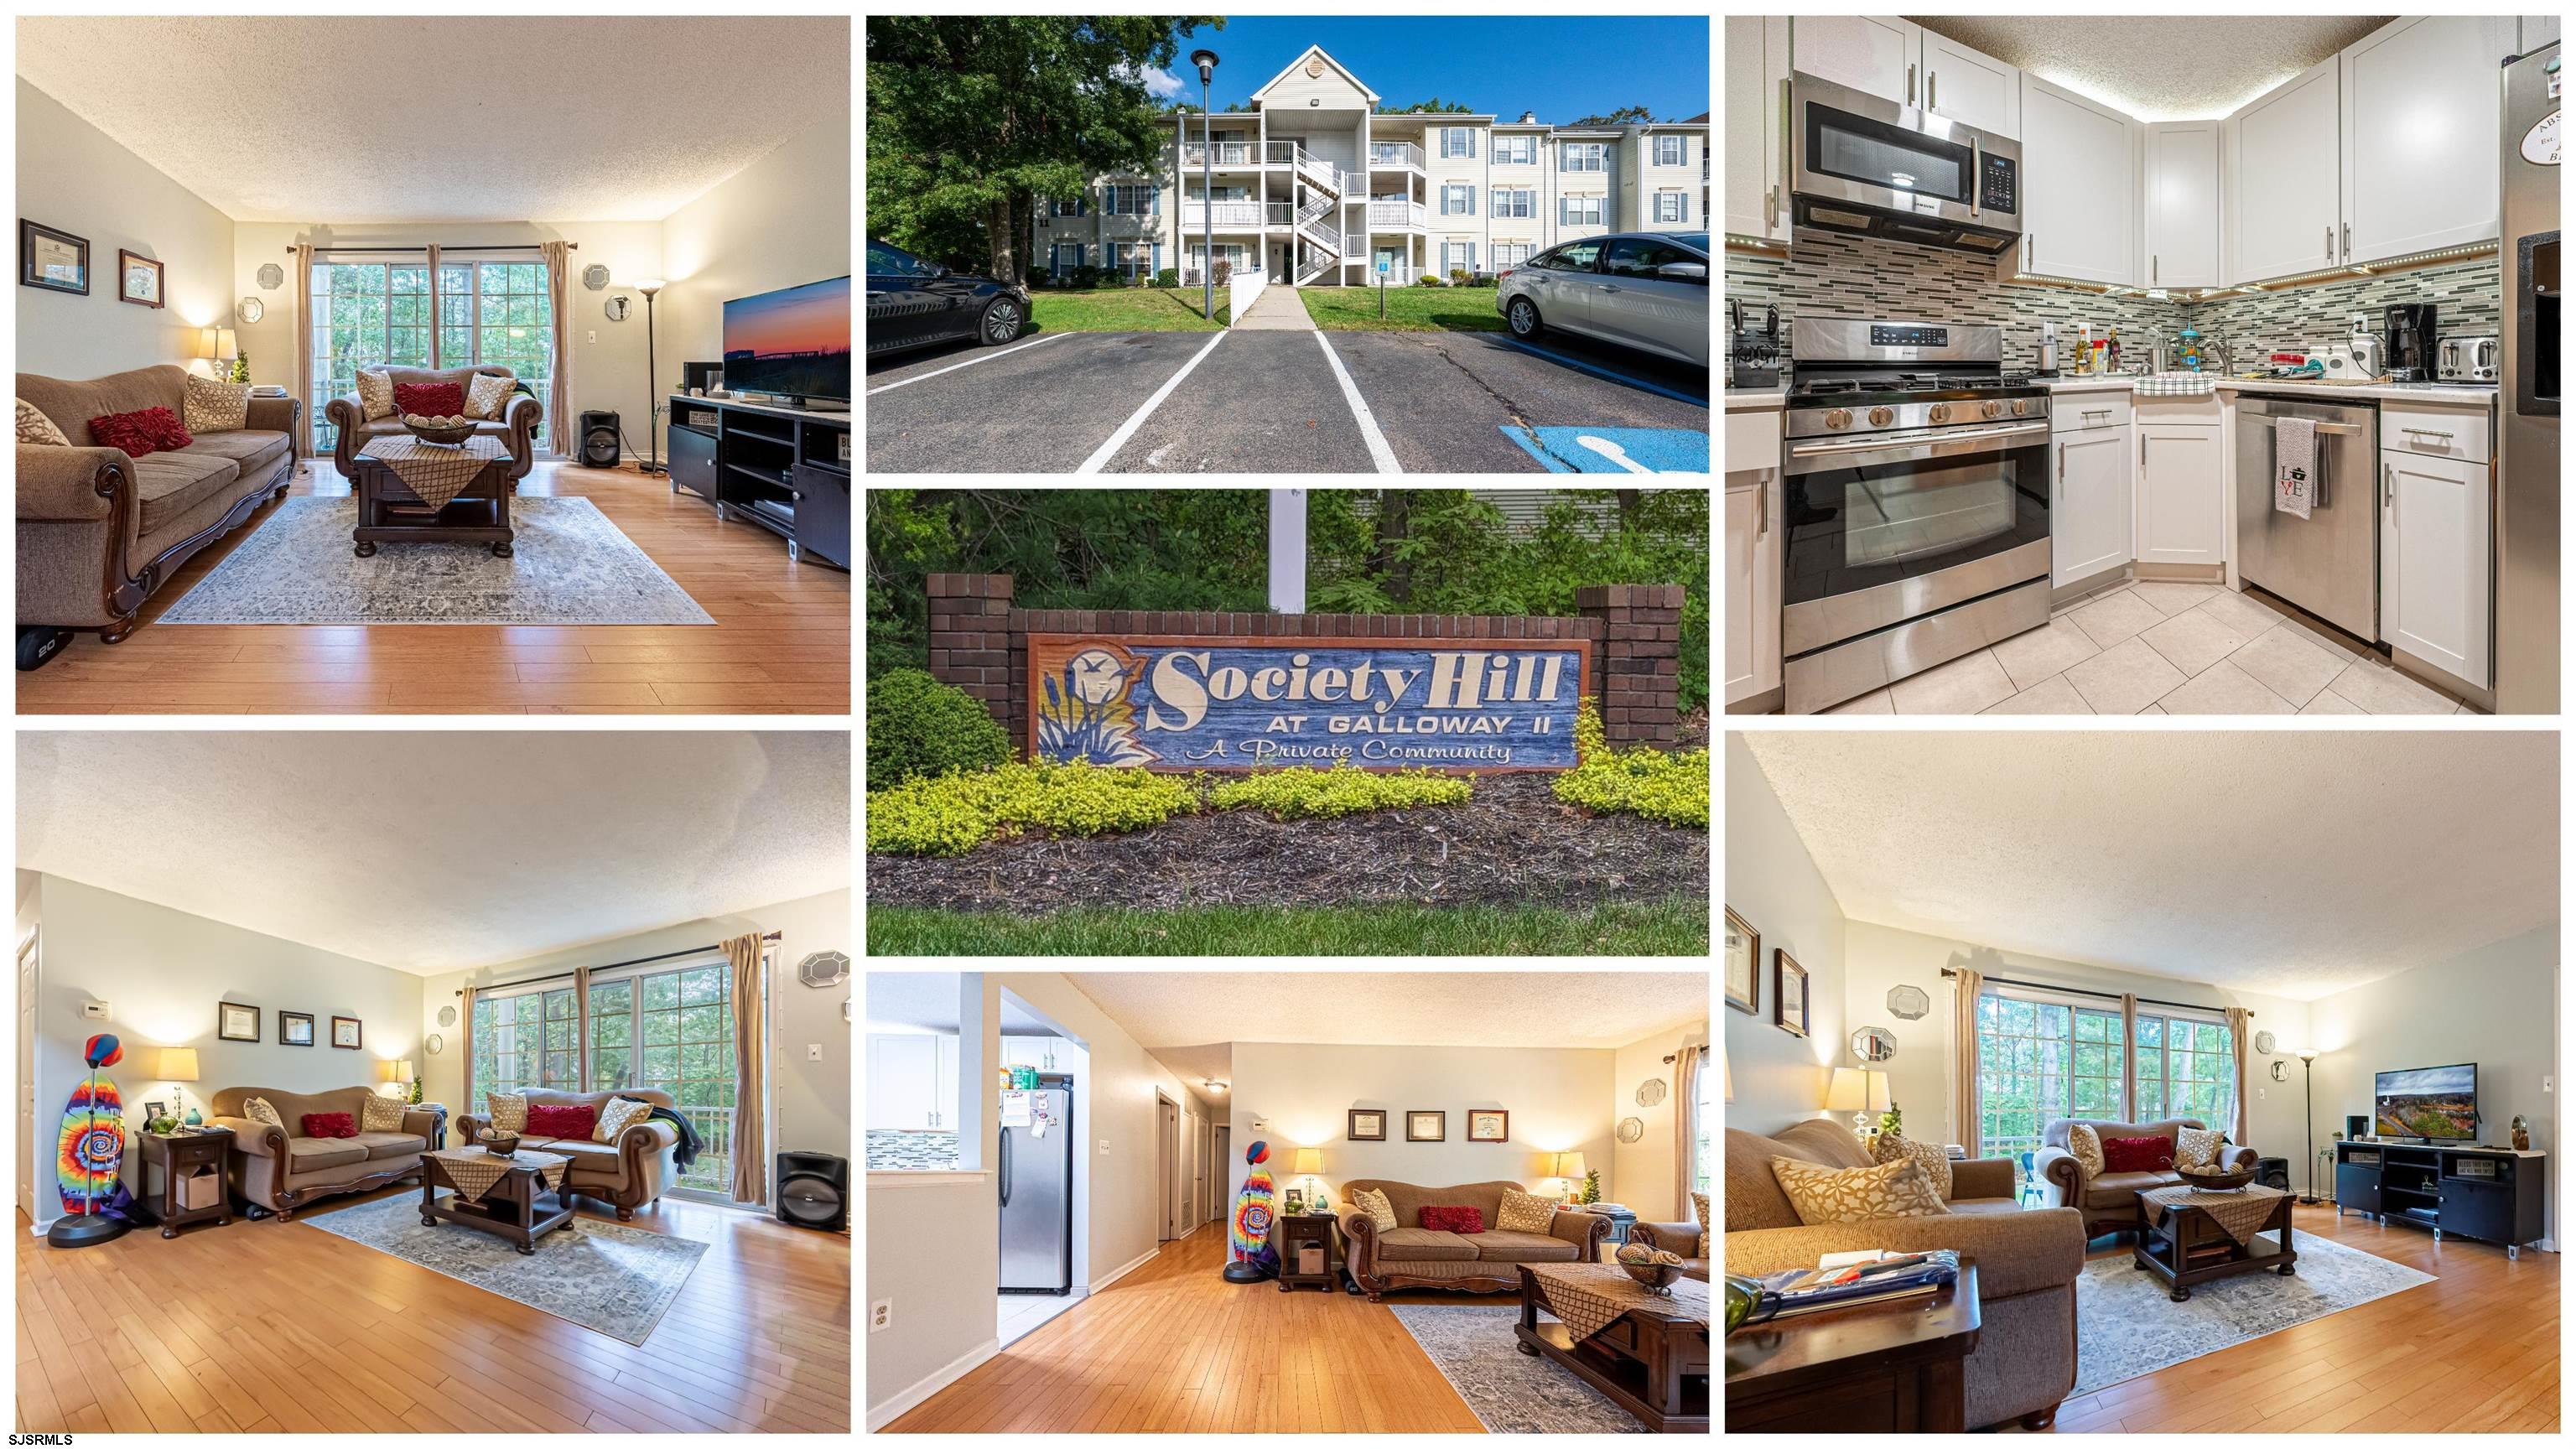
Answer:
[1781,319,2054,713]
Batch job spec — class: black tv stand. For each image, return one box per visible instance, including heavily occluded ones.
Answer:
[664,394,849,570]
[2333,1140,2546,1258]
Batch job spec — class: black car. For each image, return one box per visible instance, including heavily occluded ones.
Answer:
[866,238,1029,356]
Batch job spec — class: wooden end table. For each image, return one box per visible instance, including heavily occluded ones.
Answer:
[1724,1259,1981,1432]
[351,439,515,557]
[421,1149,576,1254]
[1273,1213,1342,1292]
[1517,1265,1711,1432]
[137,1128,234,1239]
[2133,1187,2296,1301]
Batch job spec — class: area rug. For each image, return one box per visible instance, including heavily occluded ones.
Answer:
[2072,1228,2435,1397]
[1386,1304,1646,1433]
[303,1192,709,1345]
[157,496,714,625]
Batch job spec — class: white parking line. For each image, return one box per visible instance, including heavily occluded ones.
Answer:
[865,331,1069,395]
[1314,332,1403,475]
[1076,330,1228,474]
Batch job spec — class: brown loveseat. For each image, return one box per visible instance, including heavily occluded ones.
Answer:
[323,365,540,484]
[2033,1115,2261,1237]
[1725,1119,2086,1431]
[210,1085,437,1220]
[1630,1217,1708,1280]
[458,1088,683,1221]
[1336,1178,1610,1301]
[16,366,299,642]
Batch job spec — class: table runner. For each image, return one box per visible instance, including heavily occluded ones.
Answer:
[357,434,506,511]
[426,1145,569,1202]
[1525,1262,1711,1343]
[2140,1182,2288,1244]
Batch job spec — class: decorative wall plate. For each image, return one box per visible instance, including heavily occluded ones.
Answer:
[1851,1025,1897,1063]
[257,262,284,290]
[1635,1078,1667,1108]
[438,1005,456,1028]
[236,296,264,325]
[605,295,631,322]
[798,950,851,989]
[1616,1116,1645,1144]
[2269,1059,2289,1082]
[426,1033,444,1055]
[2254,1029,2277,1055]
[582,262,611,290]
[1887,984,1929,1021]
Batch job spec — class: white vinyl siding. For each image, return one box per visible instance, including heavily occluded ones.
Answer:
[1494,133,1536,165]
[1561,143,1608,173]
[1654,133,1686,168]
[1561,195,1605,227]
[1441,183,1476,216]
[1654,190,1687,223]
[1491,187,1535,219]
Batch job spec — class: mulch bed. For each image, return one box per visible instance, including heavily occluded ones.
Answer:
[867,774,1708,914]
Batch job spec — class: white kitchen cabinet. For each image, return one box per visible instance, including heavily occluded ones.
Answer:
[2382,449,2490,688]
[1791,16,1922,107]
[932,1033,959,1124]
[1001,1036,1065,1071]
[2524,16,2562,51]
[1724,470,1782,708]
[2144,122,2222,289]
[2340,17,2516,264]
[2012,75,2138,286]
[2228,56,2342,283]
[869,1033,944,1130]
[2136,423,2227,566]
[1922,31,2020,139]
[2053,424,2134,589]
[1723,17,1791,240]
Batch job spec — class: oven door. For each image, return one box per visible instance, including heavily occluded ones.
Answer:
[1781,420,2054,656]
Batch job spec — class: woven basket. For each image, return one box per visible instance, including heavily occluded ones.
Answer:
[480,1132,522,1157]
[402,415,477,445]
[2177,1163,2257,1190]
[1622,1260,1685,1292]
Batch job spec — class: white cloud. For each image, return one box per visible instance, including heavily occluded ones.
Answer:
[1117,62,1185,99]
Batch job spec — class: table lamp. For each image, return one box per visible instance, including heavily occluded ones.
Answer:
[378,1059,403,1096]
[1551,1150,1588,1200]
[1826,1067,1892,1136]
[159,1046,200,1125]
[1292,1146,1324,1208]
[397,1058,418,1104]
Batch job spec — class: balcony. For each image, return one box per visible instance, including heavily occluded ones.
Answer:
[1181,200,1292,228]
[1180,142,1259,167]
[1367,199,1426,230]
[1369,141,1426,170]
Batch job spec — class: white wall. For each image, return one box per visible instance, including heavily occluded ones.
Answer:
[1724,731,1847,1132]
[1613,1020,1708,1220]
[2305,926,2559,1244]
[15,78,236,382]
[1226,1041,1615,1212]
[865,1173,997,1428]
[29,875,421,1225]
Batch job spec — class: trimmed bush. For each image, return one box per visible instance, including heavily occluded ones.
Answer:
[1156,267,1179,288]
[1449,267,1471,285]
[868,761,1198,857]
[865,669,1010,792]
[1208,763,1472,820]
[1552,704,1709,828]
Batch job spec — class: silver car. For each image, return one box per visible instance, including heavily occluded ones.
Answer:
[1496,231,1709,370]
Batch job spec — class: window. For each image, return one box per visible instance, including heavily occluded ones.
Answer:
[1561,142,1607,173]
[1561,195,1605,227]
[1654,190,1687,223]
[1494,133,1535,165]
[1051,196,1085,218]
[1654,133,1686,168]
[1111,242,1153,280]
[1975,990,2127,1163]
[1602,237,1699,277]
[1441,184,1476,216]
[2135,1013,2235,1127]
[1105,184,1157,216]
[1694,1049,1713,1193]
[1442,127,1475,159]
[437,262,555,444]
[1491,187,1535,220]
[309,260,432,453]
[589,979,633,1092]
[1442,241,1477,274]
[1493,242,1535,271]
[1539,240,1602,272]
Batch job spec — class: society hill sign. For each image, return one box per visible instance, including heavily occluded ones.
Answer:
[1027,634,1591,771]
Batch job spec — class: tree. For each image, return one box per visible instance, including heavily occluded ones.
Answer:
[1565,104,1656,127]
[867,18,1223,281]
[1374,97,1473,114]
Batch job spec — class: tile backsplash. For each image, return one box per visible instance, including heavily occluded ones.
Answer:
[2180,258,2502,357]
[867,1128,958,1171]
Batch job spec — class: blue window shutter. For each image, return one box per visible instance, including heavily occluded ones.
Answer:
[1468,188,1476,216]
[1152,185,1161,216]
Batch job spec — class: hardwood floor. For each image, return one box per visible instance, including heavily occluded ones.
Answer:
[17,460,851,714]
[14,1186,850,1432]
[2029,1201,2558,1433]
[883,1223,1489,1433]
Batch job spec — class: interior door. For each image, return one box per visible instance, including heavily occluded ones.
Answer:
[1158,1099,1178,1240]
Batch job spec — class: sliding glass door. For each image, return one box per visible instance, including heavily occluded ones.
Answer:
[308,255,555,455]
[1976,991,2127,1162]
[439,261,556,432]
[2134,1013,2235,1126]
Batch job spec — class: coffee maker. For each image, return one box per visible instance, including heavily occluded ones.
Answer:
[2384,303,2438,382]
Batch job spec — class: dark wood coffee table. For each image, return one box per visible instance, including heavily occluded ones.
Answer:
[1515,1265,1709,1432]
[351,439,514,557]
[1725,1259,1982,1431]
[2134,1187,2296,1301]
[420,1150,575,1254]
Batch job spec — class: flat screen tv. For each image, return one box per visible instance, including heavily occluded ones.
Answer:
[2374,1062,2478,1140]
[723,275,849,404]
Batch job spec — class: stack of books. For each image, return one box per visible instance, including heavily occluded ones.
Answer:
[1753,1249,1961,1317]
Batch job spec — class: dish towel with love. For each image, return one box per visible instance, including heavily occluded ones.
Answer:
[2273,416,2316,519]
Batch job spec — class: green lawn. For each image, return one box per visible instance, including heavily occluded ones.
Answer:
[867,898,1707,957]
[1299,284,1506,332]
[1031,286,1226,333]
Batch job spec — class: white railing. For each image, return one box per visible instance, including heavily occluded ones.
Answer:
[1295,148,1344,198]
[1181,142,1257,166]
[1295,197,1343,257]
[1367,200,1426,229]
[1180,200,1290,228]
[1296,253,1336,285]
[1228,267,1267,325]
[1370,141,1426,169]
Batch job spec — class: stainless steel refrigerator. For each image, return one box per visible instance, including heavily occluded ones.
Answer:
[2497,40,2559,714]
[999,1075,1073,1295]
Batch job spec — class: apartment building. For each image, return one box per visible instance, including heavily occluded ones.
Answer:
[1031,46,1706,284]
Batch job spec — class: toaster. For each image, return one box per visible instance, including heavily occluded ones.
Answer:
[2438,335,2500,382]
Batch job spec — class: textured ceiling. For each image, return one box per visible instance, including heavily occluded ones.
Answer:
[18,731,849,974]
[1908,16,2396,121]
[14,17,849,221]
[1065,972,1711,1051]
[1739,730,2556,1000]
[865,974,1057,1036]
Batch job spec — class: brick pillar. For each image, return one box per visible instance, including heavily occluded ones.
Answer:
[925,573,1015,731]
[1577,584,1682,745]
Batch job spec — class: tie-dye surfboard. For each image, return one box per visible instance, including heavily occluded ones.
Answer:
[56,1072,126,1216]
[1229,1139,1278,1274]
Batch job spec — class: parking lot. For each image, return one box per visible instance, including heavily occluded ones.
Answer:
[865,325,1709,474]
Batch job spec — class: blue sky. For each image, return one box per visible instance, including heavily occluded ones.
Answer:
[1144,16,1710,123]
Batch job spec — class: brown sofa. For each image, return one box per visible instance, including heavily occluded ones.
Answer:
[1335,1178,1610,1301]
[1726,1119,2086,1431]
[16,366,299,642]
[210,1085,437,1220]
[2033,1116,2259,1237]
[457,1088,683,1221]
[323,365,540,484]
[1629,1218,1707,1280]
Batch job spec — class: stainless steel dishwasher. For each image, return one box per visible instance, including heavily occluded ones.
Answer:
[2233,394,2380,641]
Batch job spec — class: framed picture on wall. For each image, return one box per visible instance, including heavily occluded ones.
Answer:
[1774,952,1810,1038]
[19,220,87,295]
[218,1001,260,1042]
[1725,906,1760,1015]
[330,1015,362,1050]
[1348,1109,1386,1141]
[279,1011,314,1047]
[1405,1110,1446,1142]
[118,249,164,309]
[1467,1109,1509,1143]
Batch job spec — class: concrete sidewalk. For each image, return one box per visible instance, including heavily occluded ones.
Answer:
[1232,284,1315,330]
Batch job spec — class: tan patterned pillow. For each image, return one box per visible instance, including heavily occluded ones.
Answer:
[242,1096,285,1133]
[1871,1132,1955,1199]
[1352,1187,1399,1233]
[1769,1155,1950,1226]
[359,1093,408,1133]
[1694,1191,1710,1237]
[485,1091,527,1132]
[2068,1124,2106,1181]
[2175,1125,2225,1171]
[16,397,69,445]
[1495,1187,1556,1234]
[595,1095,655,1144]
[464,370,516,420]
[353,368,396,421]
[183,372,252,434]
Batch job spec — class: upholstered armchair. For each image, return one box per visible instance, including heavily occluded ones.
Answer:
[323,365,541,486]
[456,1087,682,1220]
[1629,1219,1708,1281]
[2032,1115,2261,1237]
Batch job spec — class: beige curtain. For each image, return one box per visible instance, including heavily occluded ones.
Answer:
[574,964,591,1091]
[459,984,477,1115]
[1953,968,1984,1157]
[425,244,443,368]
[2120,993,2140,1124]
[292,243,315,457]
[726,932,768,1206]
[542,240,574,458]
[1671,1036,1703,1220]
[2226,1006,2253,1144]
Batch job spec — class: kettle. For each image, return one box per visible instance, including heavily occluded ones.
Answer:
[2348,315,2384,379]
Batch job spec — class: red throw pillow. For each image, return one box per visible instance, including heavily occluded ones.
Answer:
[299,1112,358,1140]
[393,382,467,418]
[88,407,192,459]
[2101,1135,2177,1173]
[526,1104,598,1140]
[1418,1205,1485,1234]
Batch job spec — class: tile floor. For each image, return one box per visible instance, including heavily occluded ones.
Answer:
[1826,579,2477,715]
[998,1290,1080,1346]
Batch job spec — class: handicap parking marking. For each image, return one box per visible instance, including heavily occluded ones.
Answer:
[1497,339,1709,408]
[865,330,1070,394]
[1499,425,1710,475]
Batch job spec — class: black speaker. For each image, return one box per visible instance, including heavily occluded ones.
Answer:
[2257,1156,2291,1192]
[579,410,621,467]
[776,1150,848,1232]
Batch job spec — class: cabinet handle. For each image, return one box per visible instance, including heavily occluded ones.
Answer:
[2325,225,2334,261]
[1969,135,1981,216]
[1766,184,1778,227]
[2343,221,2352,261]
[2140,431,2147,467]
[1929,71,1938,112]
[1909,63,1917,106]
[2402,427,2456,440]
[2058,439,2065,479]
[2153,255,2158,286]
[2386,461,2396,523]
[1756,471,1770,539]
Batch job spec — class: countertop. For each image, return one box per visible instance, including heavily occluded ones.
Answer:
[2039,375,2501,407]
[1724,387,1786,413]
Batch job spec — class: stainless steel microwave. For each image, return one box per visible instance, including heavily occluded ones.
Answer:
[1790,70,2022,254]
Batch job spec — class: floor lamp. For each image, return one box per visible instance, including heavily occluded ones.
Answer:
[2297,1046,2321,1203]
[634,279,667,475]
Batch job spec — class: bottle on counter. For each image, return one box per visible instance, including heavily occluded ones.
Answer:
[2077,322,2092,374]
[2108,326,2122,372]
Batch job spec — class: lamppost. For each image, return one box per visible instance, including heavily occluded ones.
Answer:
[1191,47,1221,320]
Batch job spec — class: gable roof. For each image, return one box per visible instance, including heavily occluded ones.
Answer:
[1249,44,1381,105]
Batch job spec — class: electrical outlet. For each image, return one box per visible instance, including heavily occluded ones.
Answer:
[869,1298,893,1333]
[2547,1076,2555,1094]
[587,330,598,344]
[808,1042,823,1062]
[1099,1139,1111,1156]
